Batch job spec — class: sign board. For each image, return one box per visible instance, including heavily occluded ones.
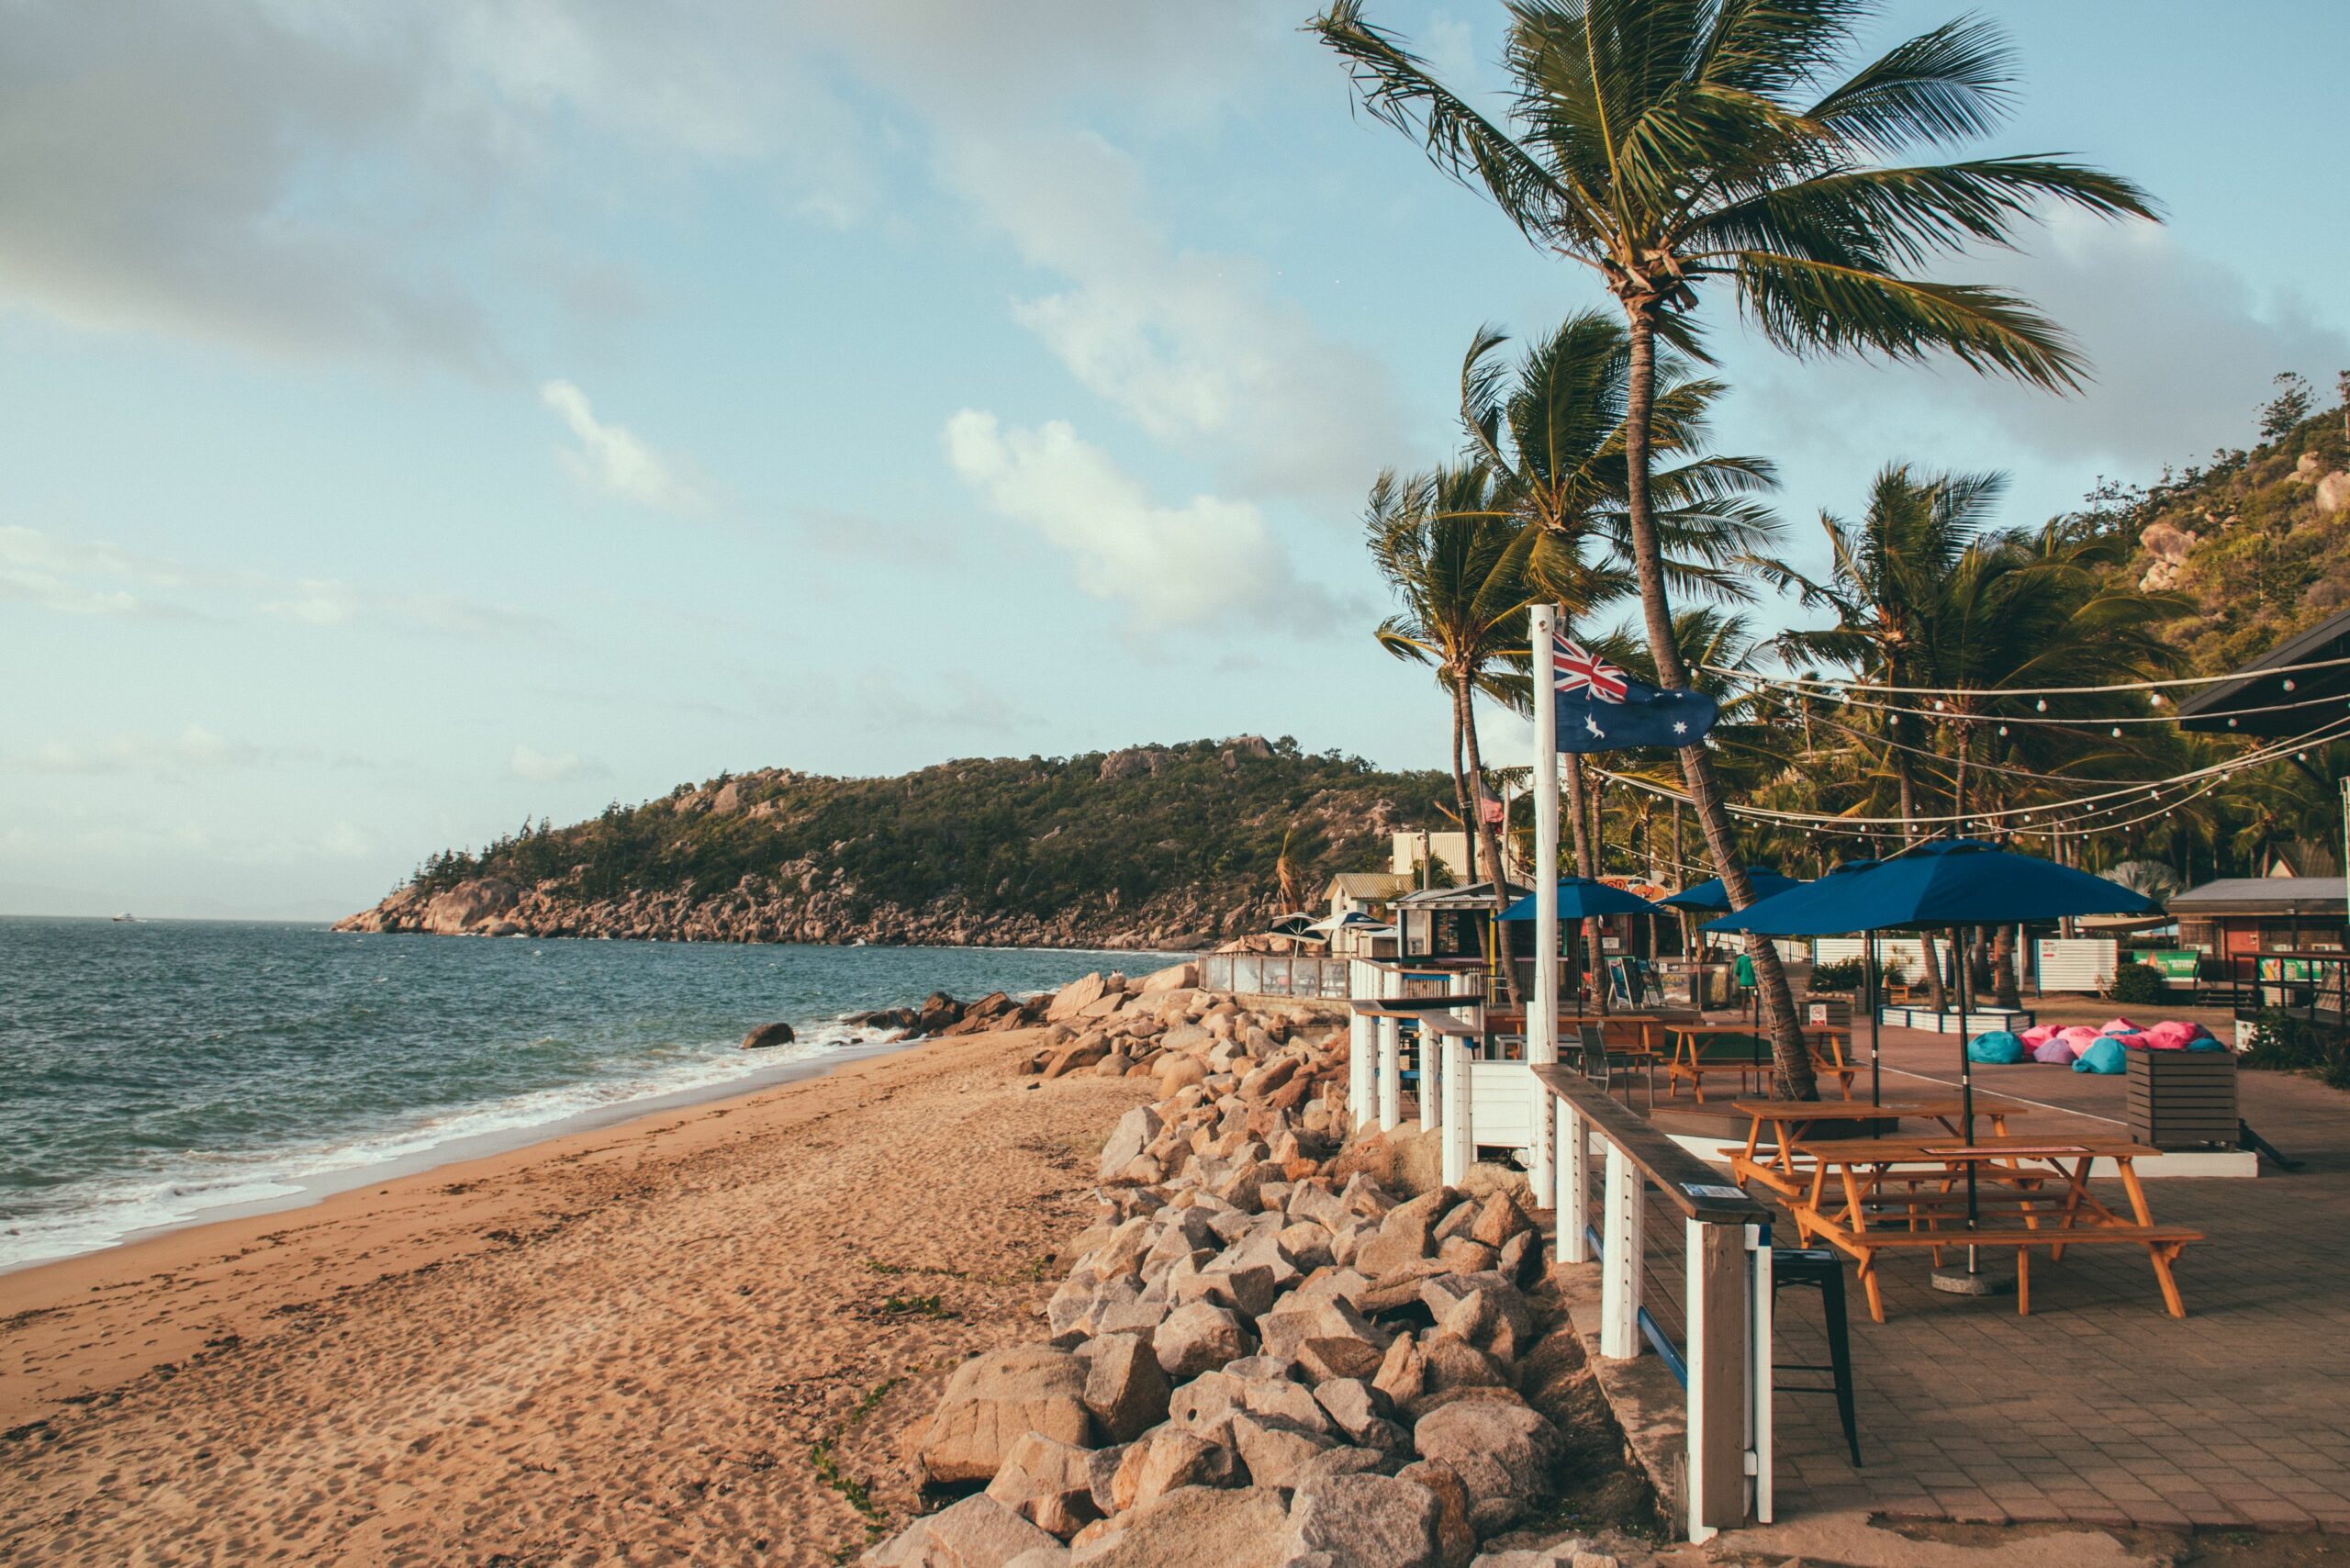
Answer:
[2141,948,2200,983]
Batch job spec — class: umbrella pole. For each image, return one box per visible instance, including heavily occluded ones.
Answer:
[1867,929,1881,1106]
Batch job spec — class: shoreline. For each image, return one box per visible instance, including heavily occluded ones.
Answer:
[0,1019,1157,1565]
[0,1031,927,1281]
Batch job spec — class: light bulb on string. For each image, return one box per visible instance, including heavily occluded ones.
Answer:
[1998,724,2009,737]
[2284,678,2297,692]
[2110,727,2122,738]
[2036,699,2047,712]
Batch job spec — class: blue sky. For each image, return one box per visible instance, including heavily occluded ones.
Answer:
[5,0,2346,919]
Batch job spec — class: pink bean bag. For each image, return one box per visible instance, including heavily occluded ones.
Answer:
[2020,1024,2059,1048]
[2142,1019,2209,1050]
[2032,1037,2079,1065]
[2106,1030,2152,1050]
[2100,1016,2140,1037]
[2058,1025,2103,1050]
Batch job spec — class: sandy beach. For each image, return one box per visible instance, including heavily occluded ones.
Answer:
[0,1025,1150,1566]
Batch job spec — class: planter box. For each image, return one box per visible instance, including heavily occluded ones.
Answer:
[1878,1006,2034,1035]
[1805,997,1852,1028]
[2125,1049,2238,1151]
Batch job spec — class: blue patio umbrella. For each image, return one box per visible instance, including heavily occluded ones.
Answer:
[1499,877,1668,921]
[1707,840,2158,1268]
[1661,867,1804,912]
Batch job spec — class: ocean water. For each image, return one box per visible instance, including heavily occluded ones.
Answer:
[0,918,1164,1271]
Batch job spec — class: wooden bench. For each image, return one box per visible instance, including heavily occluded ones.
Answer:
[1813,1223,2204,1320]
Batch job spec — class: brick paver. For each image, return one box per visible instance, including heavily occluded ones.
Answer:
[1756,1021,2350,1532]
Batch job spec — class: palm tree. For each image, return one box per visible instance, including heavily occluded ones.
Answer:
[1314,0,2157,1095]
[1368,461,1538,1000]
[1455,308,1778,1004]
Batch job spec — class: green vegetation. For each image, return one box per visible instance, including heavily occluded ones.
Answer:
[398,739,1450,939]
[2109,960,2167,1006]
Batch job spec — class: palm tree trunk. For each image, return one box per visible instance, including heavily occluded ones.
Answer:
[1563,754,1603,1012]
[1458,671,1524,1006]
[1449,692,1476,885]
[1621,308,1813,1099]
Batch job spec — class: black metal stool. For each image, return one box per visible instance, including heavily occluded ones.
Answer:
[1774,1247,1862,1466]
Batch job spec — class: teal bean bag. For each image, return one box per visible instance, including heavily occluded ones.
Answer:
[2072,1036,2129,1074]
[1965,1030,2028,1064]
[2184,1033,2226,1051]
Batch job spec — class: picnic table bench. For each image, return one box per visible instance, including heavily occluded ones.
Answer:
[1663,1023,1857,1101]
[1725,1098,2025,1199]
[1783,1135,2202,1321]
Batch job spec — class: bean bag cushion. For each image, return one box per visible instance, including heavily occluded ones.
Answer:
[2100,1016,2140,1037]
[2058,1025,2103,1050]
[2072,1036,2129,1074]
[2032,1037,2079,1065]
[2143,1019,2214,1050]
[2020,1024,2059,1048]
[2104,1030,2152,1050]
[1967,1030,2028,1064]
[2184,1033,2227,1052]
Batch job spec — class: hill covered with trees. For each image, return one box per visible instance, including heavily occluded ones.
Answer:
[338,737,1452,949]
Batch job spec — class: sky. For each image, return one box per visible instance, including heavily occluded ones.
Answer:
[5,0,2347,920]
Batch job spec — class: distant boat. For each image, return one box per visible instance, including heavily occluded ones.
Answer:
[112,913,137,923]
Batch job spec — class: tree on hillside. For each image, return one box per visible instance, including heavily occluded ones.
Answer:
[1314,0,2157,1096]
[1367,461,1537,1000]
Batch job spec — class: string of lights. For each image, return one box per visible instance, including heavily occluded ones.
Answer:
[1697,650,2350,699]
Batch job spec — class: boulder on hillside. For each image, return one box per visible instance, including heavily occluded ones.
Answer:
[740,1022,797,1050]
[1049,973,1110,1022]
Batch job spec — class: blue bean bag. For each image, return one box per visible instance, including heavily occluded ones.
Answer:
[2184,1033,2226,1051]
[1966,1030,2028,1064]
[2072,1036,2129,1074]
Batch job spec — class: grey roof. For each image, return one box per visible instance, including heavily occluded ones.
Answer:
[1326,871,1415,900]
[2168,877,2350,916]
[1393,879,1532,909]
[2174,604,2350,736]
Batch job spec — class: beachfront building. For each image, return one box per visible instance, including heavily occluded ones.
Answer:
[2168,874,2349,963]
[1321,870,1412,958]
[1390,828,1472,887]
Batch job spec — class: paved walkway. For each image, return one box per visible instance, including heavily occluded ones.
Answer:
[1757,1021,2350,1532]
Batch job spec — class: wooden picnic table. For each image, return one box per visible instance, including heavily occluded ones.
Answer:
[1662,1022,1855,1102]
[1726,1098,2026,1198]
[1783,1134,2200,1321]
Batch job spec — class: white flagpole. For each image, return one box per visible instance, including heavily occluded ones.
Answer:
[1529,605,1561,1207]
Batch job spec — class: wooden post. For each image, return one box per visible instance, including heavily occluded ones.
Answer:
[1599,1143,1643,1359]
[1378,1015,1402,1132]
[1529,604,1561,1207]
[1684,1219,1752,1540]
[1555,1099,1591,1264]
[1442,1036,1472,1187]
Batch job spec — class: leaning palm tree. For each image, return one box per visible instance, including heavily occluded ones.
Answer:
[1313,0,2157,1096]
[1368,461,1537,1000]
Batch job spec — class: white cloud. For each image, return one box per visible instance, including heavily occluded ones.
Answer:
[943,409,1335,632]
[540,379,704,512]
[23,726,259,775]
[509,745,604,783]
[942,131,1397,501]
[0,525,554,641]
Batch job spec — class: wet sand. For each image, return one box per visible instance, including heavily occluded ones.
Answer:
[0,1025,1148,1566]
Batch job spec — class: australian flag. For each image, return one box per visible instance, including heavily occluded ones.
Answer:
[1552,635,1719,754]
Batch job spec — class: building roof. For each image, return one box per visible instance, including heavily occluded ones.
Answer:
[2168,877,2350,917]
[1393,879,1532,909]
[1326,871,1414,901]
[2174,604,2350,736]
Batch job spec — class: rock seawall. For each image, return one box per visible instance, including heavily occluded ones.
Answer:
[333,875,1242,950]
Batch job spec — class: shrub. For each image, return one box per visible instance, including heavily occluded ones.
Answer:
[2109,959,2167,1006]
[1808,958,1863,992]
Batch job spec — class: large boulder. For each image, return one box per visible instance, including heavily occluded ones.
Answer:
[920,1346,1096,1485]
[1139,962,1199,994]
[740,1021,797,1050]
[864,1494,1062,1568]
[986,1433,1102,1540]
[1407,1393,1560,1533]
[1109,1428,1245,1512]
[1154,1303,1254,1381]
[1049,973,1110,1022]
[1069,1484,1292,1568]
[1084,1332,1171,1443]
[1281,1474,1444,1568]
[1099,1106,1165,1182]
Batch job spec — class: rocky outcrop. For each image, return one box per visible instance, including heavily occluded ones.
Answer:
[863,966,1660,1568]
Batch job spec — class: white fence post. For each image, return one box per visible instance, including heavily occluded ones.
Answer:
[1684,1217,1753,1542]
[1599,1143,1643,1360]
[1556,1100,1591,1264]
[1348,1012,1372,1131]
[1529,604,1561,1208]
[1750,1224,1774,1527]
[1378,1015,1402,1132]
[1421,1028,1442,1135]
[1443,1037,1472,1188]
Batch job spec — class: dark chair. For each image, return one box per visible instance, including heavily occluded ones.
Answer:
[1773,1248,1862,1466]
[1576,1024,1655,1109]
